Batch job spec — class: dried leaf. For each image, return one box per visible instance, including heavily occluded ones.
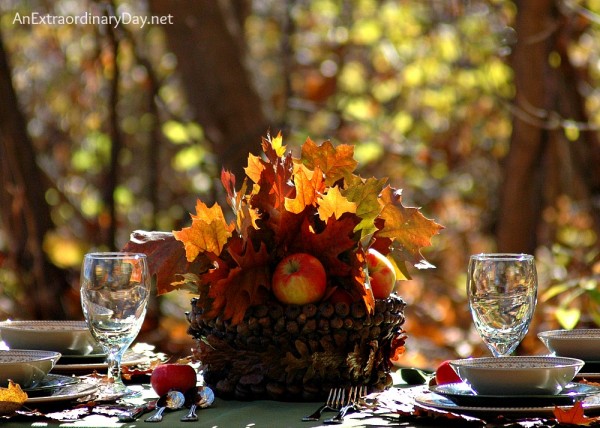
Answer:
[205,239,271,325]
[244,153,266,184]
[377,186,444,268]
[122,231,211,295]
[173,200,235,260]
[284,165,325,214]
[343,176,387,243]
[317,186,357,221]
[0,381,27,415]
[553,401,600,426]
[300,138,358,186]
[291,216,358,276]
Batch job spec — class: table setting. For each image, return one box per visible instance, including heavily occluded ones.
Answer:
[1,134,600,427]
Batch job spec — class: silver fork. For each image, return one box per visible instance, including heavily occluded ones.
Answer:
[301,388,344,421]
[323,385,366,424]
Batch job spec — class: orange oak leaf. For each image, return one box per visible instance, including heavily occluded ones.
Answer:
[300,138,358,186]
[173,200,235,260]
[553,401,600,426]
[284,164,325,214]
[244,153,266,184]
[317,185,357,221]
[376,186,443,268]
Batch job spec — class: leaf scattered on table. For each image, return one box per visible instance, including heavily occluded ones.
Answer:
[0,381,27,415]
[553,401,600,426]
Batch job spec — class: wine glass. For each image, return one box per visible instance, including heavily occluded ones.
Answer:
[80,252,150,398]
[467,253,537,357]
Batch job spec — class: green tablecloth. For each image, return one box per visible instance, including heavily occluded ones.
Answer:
[4,383,402,427]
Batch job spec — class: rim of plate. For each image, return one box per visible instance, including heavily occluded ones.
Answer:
[449,356,584,370]
[0,320,89,332]
[538,329,600,340]
[0,350,61,363]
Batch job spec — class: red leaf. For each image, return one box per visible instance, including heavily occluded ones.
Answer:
[205,238,271,325]
[553,401,595,425]
[122,231,210,295]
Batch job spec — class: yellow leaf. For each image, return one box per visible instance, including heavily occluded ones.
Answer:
[173,200,234,260]
[0,381,27,415]
[284,165,325,214]
[317,186,357,221]
[270,131,286,157]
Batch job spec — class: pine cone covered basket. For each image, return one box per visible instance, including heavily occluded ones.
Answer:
[124,133,442,402]
[188,295,407,400]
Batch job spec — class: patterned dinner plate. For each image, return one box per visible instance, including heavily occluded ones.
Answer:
[51,351,148,373]
[429,382,600,407]
[25,382,97,404]
[416,390,600,418]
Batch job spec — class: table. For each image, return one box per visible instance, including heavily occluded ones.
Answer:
[1,372,577,428]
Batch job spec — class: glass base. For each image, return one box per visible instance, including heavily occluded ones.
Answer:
[94,379,141,401]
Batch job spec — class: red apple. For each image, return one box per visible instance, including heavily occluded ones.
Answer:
[366,248,397,299]
[272,253,327,305]
[150,363,197,396]
[329,287,354,306]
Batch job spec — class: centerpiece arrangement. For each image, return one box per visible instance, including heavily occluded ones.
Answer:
[125,133,442,401]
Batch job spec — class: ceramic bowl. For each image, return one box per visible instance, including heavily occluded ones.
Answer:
[449,356,584,395]
[538,329,600,360]
[0,350,61,388]
[0,320,101,356]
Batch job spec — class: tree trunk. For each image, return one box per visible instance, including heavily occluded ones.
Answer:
[0,32,69,319]
[497,0,600,252]
[148,0,271,181]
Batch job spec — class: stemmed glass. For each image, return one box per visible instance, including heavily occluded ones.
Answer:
[467,253,538,357]
[80,252,151,398]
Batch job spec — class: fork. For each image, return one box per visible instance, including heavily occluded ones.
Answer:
[323,385,367,424]
[301,388,344,421]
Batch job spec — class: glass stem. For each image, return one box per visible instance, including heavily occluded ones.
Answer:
[106,349,125,385]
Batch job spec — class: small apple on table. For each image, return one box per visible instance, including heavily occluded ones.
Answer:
[150,363,197,396]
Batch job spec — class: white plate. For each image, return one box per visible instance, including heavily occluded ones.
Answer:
[0,321,100,355]
[449,356,584,395]
[539,329,600,360]
[23,374,78,393]
[51,352,148,373]
[26,382,97,404]
[416,390,600,417]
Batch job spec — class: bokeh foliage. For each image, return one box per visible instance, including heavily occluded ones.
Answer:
[1,0,599,366]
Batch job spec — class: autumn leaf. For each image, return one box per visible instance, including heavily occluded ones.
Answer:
[0,381,27,415]
[300,138,358,186]
[290,216,358,276]
[376,186,443,268]
[261,131,286,163]
[317,185,357,221]
[205,238,271,325]
[122,230,211,295]
[553,401,600,426]
[343,176,387,243]
[173,200,235,260]
[284,164,325,214]
[244,153,266,184]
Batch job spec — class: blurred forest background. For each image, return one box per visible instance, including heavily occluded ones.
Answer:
[1,0,599,369]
